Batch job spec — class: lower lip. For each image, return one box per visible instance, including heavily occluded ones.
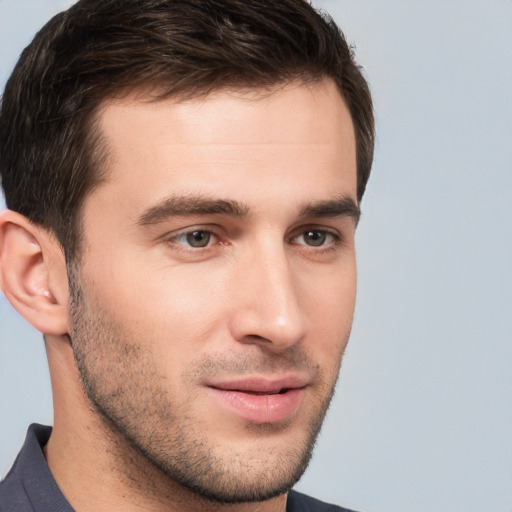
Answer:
[207,387,305,424]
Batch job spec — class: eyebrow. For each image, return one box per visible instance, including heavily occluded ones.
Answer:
[137,193,360,227]
[299,196,360,224]
[137,194,249,226]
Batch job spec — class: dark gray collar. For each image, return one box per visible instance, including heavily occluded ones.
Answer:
[0,424,74,512]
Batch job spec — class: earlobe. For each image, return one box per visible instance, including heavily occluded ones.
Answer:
[0,210,69,335]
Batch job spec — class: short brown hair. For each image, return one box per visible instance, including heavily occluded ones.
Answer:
[0,0,374,261]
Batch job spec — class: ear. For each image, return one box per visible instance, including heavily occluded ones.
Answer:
[0,210,69,335]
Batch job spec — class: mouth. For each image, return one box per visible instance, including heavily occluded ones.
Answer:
[206,376,308,424]
[232,389,290,396]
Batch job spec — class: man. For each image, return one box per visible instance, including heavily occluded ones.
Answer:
[0,0,374,510]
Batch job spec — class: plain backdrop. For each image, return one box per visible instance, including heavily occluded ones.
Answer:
[1,1,511,512]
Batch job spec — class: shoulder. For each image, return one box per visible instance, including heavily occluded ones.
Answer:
[287,489,361,512]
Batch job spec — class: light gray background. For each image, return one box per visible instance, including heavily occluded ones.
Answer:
[1,1,511,511]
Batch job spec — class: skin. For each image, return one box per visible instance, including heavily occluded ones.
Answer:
[0,78,358,512]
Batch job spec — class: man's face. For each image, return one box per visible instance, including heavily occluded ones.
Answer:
[70,79,358,503]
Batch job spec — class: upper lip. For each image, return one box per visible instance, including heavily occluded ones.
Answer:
[206,376,309,394]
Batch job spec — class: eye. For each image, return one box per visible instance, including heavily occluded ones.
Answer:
[293,230,337,247]
[173,230,217,248]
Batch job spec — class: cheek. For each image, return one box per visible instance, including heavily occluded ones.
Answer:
[81,251,231,358]
[302,264,357,352]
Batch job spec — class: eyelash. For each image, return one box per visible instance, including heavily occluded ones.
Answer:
[167,228,221,249]
[164,226,223,254]
[292,229,342,250]
[164,226,343,253]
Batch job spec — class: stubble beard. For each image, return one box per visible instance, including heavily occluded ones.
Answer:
[67,273,343,504]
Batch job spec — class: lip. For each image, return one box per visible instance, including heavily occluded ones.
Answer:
[206,376,308,424]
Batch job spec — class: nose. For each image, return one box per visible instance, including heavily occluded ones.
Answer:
[228,242,308,352]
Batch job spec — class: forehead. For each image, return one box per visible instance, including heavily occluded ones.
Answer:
[88,79,357,217]
[98,79,354,149]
